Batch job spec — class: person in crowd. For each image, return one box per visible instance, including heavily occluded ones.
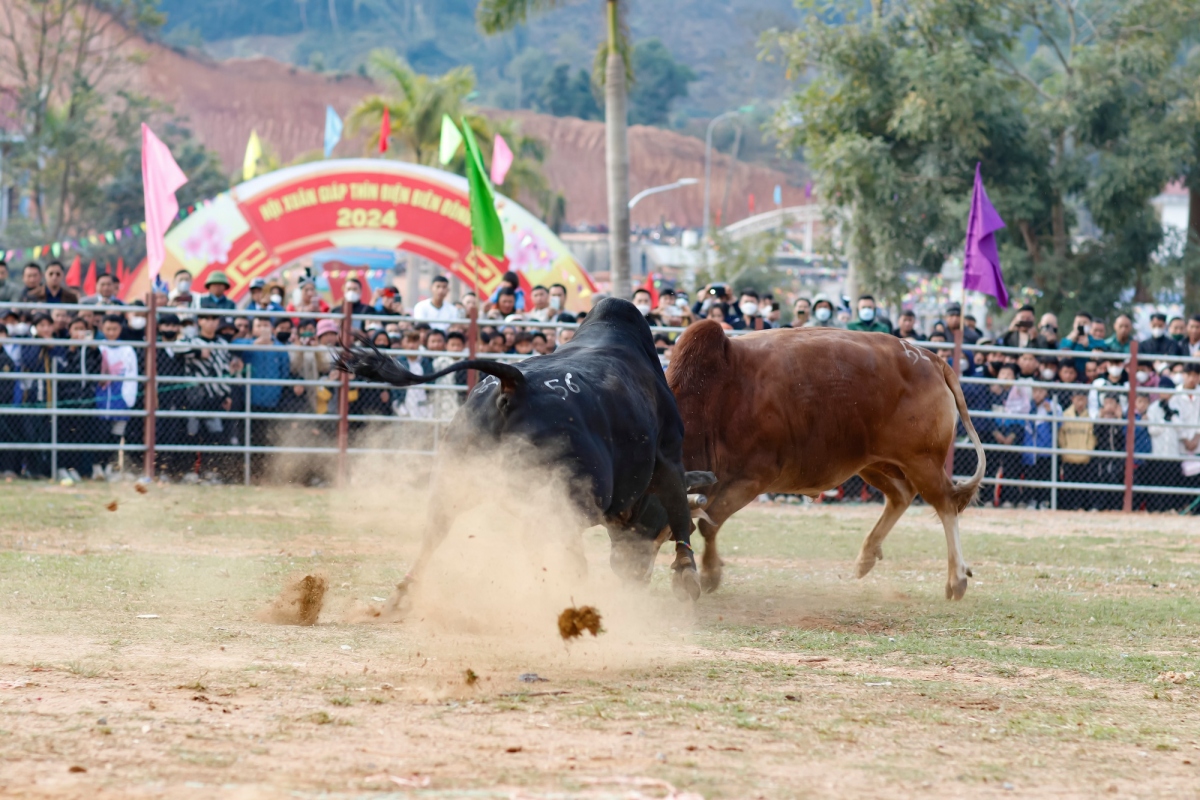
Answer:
[424,328,447,352]
[459,290,479,320]
[1184,314,1200,359]
[150,312,193,481]
[1168,315,1187,344]
[734,289,770,331]
[1091,318,1108,341]
[236,315,290,420]
[1058,390,1096,510]
[1037,356,1059,384]
[486,270,526,312]
[705,302,728,326]
[1172,363,1200,507]
[765,300,782,326]
[350,329,394,431]
[630,288,660,325]
[981,364,1023,506]
[791,297,812,328]
[0,312,19,478]
[1089,357,1128,417]
[548,283,568,316]
[998,305,1037,348]
[194,271,235,311]
[287,277,329,320]
[1035,313,1060,349]
[1021,384,1061,509]
[179,311,240,482]
[16,313,58,478]
[531,330,552,355]
[847,294,889,333]
[1146,390,1183,512]
[1093,393,1127,510]
[169,269,194,303]
[556,313,577,347]
[242,277,286,321]
[216,316,239,342]
[652,289,678,323]
[372,286,404,317]
[493,287,518,317]
[431,332,466,420]
[54,317,102,484]
[338,277,374,330]
[1127,393,1155,511]
[1141,312,1183,358]
[525,284,555,322]
[87,272,123,307]
[1016,350,1040,380]
[0,261,21,302]
[18,263,44,301]
[1059,311,1107,372]
[1104,313,1134,354]
[120,303,148,342]
[49,307,71,338]
[894,310,922,340]
[511,331,536,356]
[392,328,433,419]
[95,314,139,477]
[25,261,78,305]
[943,303,980,344]
[806,294,839,328]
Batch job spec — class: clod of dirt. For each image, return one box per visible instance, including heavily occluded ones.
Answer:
[68,765,86,773]
[505,746,523,753]
[257,574,327,626]
[557,605,603,640]
[135,483,148,494]
[464,669,478,686]
[105,501,118,512]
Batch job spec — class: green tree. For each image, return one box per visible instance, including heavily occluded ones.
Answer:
[0,0,164,243]
[348,50,476,164]
[479,0,633,298]
[537,64,602,120]
[770,0,1198,318]
[629,39,695,126]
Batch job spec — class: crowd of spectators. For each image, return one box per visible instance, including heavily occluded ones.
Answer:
[2,259,1199,506]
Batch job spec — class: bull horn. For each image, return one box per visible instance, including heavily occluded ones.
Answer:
[335,332,526,394]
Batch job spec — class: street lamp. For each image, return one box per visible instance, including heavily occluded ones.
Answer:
[702,106,753,242]
[628,177,699,210]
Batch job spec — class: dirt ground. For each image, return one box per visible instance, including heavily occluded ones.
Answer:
[1,482,1199,799]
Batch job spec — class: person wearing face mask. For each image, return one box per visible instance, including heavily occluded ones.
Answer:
[547,283,568,316]
[341,276,374,318]
[170,269,194,303]
[16,313,60,478]
[732,289,771,332]
[631,288,662,326]
[1140,312,1183,358]
[1168,363,1200,506]
[846,294,890,333]
[1037,357,1059,385]
[1088,357,1129,418]
[805,294,840,328]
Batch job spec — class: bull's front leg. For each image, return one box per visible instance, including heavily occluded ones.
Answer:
[659,463,701,602]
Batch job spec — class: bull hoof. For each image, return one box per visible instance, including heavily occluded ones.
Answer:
[855,547,883,579]
[945,576,968,601]
[672,566,701,602]
[700,568,722,594]
[382,579,414,619]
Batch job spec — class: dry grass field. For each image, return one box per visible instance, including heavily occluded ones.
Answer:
[1,480,1199,799]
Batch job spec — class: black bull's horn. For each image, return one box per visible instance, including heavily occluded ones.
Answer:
[334,331,526,395]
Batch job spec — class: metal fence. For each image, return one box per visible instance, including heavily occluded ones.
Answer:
[1,300,1198,512]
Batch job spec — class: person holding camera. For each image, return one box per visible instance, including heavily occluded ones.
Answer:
[998,305,1038,349]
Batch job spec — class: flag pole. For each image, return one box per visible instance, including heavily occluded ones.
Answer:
[143,286,158,481]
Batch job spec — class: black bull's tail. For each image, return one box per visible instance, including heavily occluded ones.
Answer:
[334,332,526,394]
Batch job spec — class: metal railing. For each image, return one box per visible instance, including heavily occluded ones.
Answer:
[2,299,1198,512]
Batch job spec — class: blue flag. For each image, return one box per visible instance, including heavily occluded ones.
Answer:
[324,106,343,158]
[773,184,782,207]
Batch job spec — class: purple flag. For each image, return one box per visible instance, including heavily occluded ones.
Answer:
[963,163,1008,307]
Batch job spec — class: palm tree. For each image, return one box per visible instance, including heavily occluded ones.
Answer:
[348,50,475,165]
[478,0,631,299]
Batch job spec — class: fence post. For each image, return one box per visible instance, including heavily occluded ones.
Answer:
[1122,340,1139,513]
[944,326,964,477]
[49,355,58,480]
[337,302,351,487]
[143,290,158,481]
[466,303,479,391]
[243,364,252,486]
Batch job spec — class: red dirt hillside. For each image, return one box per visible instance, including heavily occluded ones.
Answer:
[132,45,807,227]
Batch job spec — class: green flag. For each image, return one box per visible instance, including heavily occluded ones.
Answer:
[438,114,463,165]
[461,118,505,257]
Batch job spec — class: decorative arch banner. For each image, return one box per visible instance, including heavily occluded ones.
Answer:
[122,158,596,309]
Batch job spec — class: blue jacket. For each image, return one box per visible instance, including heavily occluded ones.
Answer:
[234,337,290,409]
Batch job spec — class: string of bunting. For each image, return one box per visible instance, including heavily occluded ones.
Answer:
[1,193,226,263]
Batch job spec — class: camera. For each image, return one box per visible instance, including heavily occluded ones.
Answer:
[708,284,726,297]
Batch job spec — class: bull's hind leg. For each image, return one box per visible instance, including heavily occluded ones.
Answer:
[384,499,456,617]
[902,461,972,600]
[855,464,917,579]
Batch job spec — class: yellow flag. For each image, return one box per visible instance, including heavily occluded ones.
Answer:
[243,130,263,182]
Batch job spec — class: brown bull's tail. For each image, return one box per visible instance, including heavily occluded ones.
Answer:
[334,332,525,394]
[941,358,986,513]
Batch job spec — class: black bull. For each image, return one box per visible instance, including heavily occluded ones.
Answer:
[335,298,708,606]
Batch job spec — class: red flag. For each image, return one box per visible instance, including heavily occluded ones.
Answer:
[379,107,390,154]
[65,255,81,288]
[641,273,659,307]
[748,193,756,214]
[116,258,126,284]
[83,261,96,295]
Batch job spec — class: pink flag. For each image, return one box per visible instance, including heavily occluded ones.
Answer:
[491,133,514,186]
[141,124,188,282]
[963,163,1009,307]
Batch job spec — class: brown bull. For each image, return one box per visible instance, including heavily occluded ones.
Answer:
[666,321,986,600]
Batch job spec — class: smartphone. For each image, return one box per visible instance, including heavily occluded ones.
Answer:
[1076,325,1085,336]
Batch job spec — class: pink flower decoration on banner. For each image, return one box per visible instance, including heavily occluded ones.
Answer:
[506,229,553,273]
[182,218,232,265]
